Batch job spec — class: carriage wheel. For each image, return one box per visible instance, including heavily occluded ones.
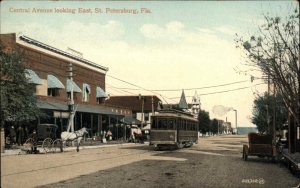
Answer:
[25,138,35,146]
[52,139,63,153]
[42,138,53,153]
[24,138,35,153]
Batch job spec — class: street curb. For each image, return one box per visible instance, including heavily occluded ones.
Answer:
[1,142,137,156]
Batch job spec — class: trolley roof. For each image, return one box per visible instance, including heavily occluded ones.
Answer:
[152,109,198,122]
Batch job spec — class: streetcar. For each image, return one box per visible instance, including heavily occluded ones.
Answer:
[150,109,198,150]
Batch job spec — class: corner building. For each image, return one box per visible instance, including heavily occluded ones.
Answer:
[1,33,131,138]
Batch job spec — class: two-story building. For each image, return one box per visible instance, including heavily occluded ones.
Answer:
[104,95,162,129]
[1,33,131,138]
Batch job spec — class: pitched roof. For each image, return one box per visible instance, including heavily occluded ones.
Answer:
[178,90,188,109]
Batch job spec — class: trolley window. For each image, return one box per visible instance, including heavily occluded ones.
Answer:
[158,119,168,130]
[168,119,176,130]
[152,118,157,129]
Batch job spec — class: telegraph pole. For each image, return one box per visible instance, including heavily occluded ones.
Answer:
[152,96,154,115]
[139,94,144,129]
[67,63,74,132]
[267,74,270,134]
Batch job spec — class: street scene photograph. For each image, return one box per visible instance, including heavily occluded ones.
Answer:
[0,0,300,187]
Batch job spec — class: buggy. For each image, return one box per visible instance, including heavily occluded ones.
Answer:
[242,132,277,161]
[22,124,62,154]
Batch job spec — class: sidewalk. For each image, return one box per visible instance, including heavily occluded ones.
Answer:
[1,141,137,156]
[282,149,300,177]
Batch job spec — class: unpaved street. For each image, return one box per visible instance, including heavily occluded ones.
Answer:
[1,135,300,188]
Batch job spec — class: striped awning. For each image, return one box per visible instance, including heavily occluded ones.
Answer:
[66,79,82,93]
[96,86,108,98]
[47,75,65,89]
[25,69,43,85]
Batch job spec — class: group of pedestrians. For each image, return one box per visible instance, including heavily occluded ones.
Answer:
[7,125,29,147]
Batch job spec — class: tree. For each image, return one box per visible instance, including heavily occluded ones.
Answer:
[252,92,288,133]
[0,45,40,129]
[235,4,299,151]
[198,110,211,134]
[210,119,219,134]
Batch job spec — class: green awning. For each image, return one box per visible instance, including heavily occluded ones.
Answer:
[25,69,43,85]
[47,75,65,89]
[96,86,108,98]
[66,79,82,93]
[121,116,142,125]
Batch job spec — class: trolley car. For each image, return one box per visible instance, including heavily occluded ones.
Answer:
[150,109,198,149]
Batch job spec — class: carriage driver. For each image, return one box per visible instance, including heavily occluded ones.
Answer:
[32,129,38,154]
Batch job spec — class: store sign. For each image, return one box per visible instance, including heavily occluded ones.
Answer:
[53,111,70,118]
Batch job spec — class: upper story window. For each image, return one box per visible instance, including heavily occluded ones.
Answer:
[66,79,82,100]
[82,83,90,102]
[47,75,65,97]
[96,86,108,104]
[48,88,59,97]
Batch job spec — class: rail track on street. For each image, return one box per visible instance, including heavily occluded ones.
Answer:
[2,146,178,177]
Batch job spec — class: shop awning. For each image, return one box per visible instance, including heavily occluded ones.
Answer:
[96,86,108,98]
[25,69,43,85]
[37,100,126,116]
[47,75,65,89]
[66,79,82,93]
[121,116,142,125]
[37,101,68,111]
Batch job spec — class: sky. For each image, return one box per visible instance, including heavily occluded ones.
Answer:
[1,0,298,127]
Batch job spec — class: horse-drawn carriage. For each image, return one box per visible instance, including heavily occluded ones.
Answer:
[242,132,277,161]
[23,124,62,154]
[23,124,88,154]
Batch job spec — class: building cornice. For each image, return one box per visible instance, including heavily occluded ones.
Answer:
[18,35,109,74]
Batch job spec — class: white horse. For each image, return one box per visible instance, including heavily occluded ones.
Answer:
[61,127,88,152]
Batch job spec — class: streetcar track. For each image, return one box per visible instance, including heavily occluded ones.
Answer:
[2,148,169,177]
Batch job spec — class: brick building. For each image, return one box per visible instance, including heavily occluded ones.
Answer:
[1,33,131,138]
[104,95,162,129]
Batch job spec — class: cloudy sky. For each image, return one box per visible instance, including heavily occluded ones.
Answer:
[1,1,297,127]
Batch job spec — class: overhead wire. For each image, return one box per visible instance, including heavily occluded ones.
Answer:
[107,80,249,91]
[107,74,264,103]
[106,74,176,104]
[169,83,266,99]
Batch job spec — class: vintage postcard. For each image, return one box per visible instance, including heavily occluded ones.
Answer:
[1,1,299,187]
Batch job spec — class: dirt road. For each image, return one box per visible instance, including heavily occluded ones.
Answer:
[1,135,299,188]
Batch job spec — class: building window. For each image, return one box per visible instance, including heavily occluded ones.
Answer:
[67,92,77,100]
[48,88,59,97]
[144,113,149,121]
[82,83,90,102]
[132,113,137,119]
[97,97,105,104]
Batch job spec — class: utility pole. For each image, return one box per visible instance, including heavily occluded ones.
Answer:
[139,94,144,129]
[273,84,276,143]
[67,63,74,132]
[267,74,270,134]
[152,96,154,115]
[234,109,238,135]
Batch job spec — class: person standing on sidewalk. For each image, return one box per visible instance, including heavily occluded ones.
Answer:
[17,126,24,146]
[32,129,38,154]
[9,125,16,147]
